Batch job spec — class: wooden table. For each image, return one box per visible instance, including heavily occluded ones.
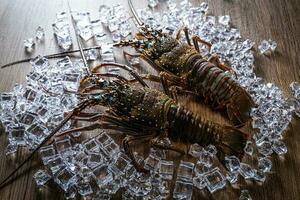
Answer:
[0,0,299,199]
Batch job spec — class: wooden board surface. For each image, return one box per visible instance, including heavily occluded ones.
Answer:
[0,0,299,199]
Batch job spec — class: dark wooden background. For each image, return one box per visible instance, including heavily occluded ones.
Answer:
[0,0,299,199]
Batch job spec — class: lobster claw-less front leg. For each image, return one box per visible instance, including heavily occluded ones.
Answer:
[122,135,154,173]
[150,122,185,155]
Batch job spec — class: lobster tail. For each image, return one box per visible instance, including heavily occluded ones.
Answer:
[216,126,249,165]
[227,89,255,127]
[167,104,248,165]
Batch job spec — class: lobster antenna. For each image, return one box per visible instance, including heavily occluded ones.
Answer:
[1,46,102,69]
[0,100,89,189]
[128,0,143,26]
[0,2,93,189]
[67,0,91,76]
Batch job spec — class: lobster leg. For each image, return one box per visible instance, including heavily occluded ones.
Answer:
[123,135,154,173]
[123,50,141,66]
[175,26,192,46]
[91,62,148,87]
[159,71,185,95]
[150,137,185,154]
[128,74,161,83]
[150,124,185,154]
[169,85,199,102]
[208,55,233,73]
[192,35,212,53]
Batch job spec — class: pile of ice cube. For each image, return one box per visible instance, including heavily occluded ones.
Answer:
[0,1,298,199]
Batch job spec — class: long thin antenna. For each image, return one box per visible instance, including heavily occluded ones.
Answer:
[67,0,91,76]
[128,0,143,26]
[0,100,89,189]
[0,1,94,189]
[1,46,101,69]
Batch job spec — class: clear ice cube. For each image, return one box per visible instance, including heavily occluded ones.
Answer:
[144,152,161,171]
[239,189,252,200]
[55,30,72,50]
[258,157,272,172]
[177,161,194,183]
[244,140,253,156]
[39,144,56,164]
[193,176,207,190]
[93,165,113,187]
[239,163,254,179]
[36,26,45,40]
[54,167,77,191]
[24,38,35,49]
[159,160,174,180]
[33,169,51,186]
[188,143,204,157]
[173,180,193,200]
[204,167,226,193]
[272,140,287,155]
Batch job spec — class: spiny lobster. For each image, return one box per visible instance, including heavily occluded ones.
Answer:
[115,0,255,127]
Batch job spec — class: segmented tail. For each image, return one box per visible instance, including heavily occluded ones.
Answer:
[227,89,255,127]
[167,104,248,164]
[215,126,249,164]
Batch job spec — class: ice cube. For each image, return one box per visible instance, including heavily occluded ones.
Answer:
[54,167,77,191]
[258,157,272,172]
[239,163,254,179]
[194,161,210,176]
[39,144,56,164]
[87,153,104,169]
[218,15,230,26]
[272,140,287,155]
[55,30,72,50]
[144,152,161,171]
[33,169,51,186]
[96,132,113,146]
[253,169,266,182]
[55,136,72,154]
[76,181,93,196]
[226,172,238,184]
[30,55,49,72]
[84,49,98,61]
[110,152,131,175]
[0,93,15,110]
[239,189,252,200]
[83,138,99,152]
[188,143,204,157]
[91,19,103,35]
[159,160,174,180]
[24,38,35,49]
[177,161,194,183]
[198,150,213,167]
[47,155,65,173]
[204,167,226,193]
[93,165,113,187]
[148,0,158,8]
[193,176,206,190]
[8,126,26,145]
[173,180,193,200]
[244,140,253,156]
[36,26,45,40]
[225,156,241,172]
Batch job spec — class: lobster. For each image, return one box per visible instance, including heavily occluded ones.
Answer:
[0,61,249,188]
[67,63,249,172]
[114,0,255,127]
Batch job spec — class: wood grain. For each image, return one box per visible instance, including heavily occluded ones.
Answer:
[0,0,299,199]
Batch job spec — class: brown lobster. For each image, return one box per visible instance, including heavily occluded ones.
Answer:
[0,61,249,188]
[115,0,255,127]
